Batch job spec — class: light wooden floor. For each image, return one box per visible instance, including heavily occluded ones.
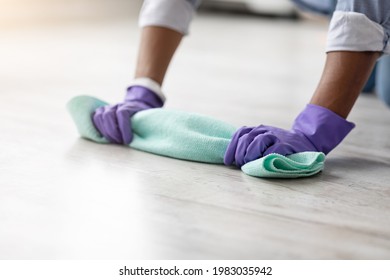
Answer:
[1,3,390,259]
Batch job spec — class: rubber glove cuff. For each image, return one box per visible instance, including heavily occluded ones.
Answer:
[127,77,166,103]
[292,104,355,155]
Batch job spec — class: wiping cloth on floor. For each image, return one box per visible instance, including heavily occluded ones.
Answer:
[67,95,325,178]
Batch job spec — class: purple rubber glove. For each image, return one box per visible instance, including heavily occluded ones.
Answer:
[224,104,355,167]
[92,84,164,145]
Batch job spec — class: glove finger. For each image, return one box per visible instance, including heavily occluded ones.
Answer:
[93,106,119,143]
[117,107,136,145]
[263,142,296,157]
[101,105,122,144]
[234,126,272,167]
[92,106,106,135]
[121,101,151,111]
[224,126,253,166]
[243,133,278,164]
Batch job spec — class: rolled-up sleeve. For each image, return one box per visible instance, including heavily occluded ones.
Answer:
[327,0,390,54]
[139,0,201,35]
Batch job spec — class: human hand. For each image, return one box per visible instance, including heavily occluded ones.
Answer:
[92,82,164,145]
[223,125,317,167]
[224,104,355,167]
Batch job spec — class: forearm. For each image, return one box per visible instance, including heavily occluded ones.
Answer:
[310,0,389,118]
[310,51,380,118]
[135,0,201,85]
[135,26,183,85]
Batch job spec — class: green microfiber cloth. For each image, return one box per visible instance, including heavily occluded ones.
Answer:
[66,95,325,178]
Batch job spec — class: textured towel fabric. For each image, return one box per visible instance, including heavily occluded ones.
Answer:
[241,152,325,178]
[67,96,325,178]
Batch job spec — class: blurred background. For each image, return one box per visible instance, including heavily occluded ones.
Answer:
[0,0,329,123]
[201,0,295,16]
[0,0,325,27]
[0,0,142,26]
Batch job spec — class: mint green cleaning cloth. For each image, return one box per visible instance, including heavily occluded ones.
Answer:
[66,95,325,178]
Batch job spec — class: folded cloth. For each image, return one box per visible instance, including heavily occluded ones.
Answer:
[67,95,325,178]
[241,152,325,178]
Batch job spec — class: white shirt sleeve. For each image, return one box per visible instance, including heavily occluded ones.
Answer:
[139,0,200,35]
[326,0,390,54]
